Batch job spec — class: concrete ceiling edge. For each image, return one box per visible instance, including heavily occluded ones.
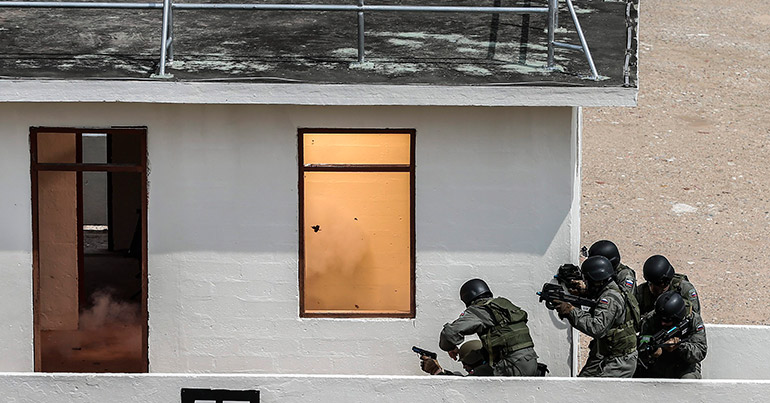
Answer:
[0,80,637,107]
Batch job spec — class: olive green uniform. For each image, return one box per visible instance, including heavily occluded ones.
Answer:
[636,273,701,316]
[466,363,494,376]
[436,363,495,377]
[615,263,637,295]
[439,297,539,376]
[635,311,707,379]
[566,281,638,377]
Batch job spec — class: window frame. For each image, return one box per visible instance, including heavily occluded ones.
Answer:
[298,128,416,318]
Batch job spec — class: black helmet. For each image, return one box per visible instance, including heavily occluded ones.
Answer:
[654,290,687,322]
[643,255,675,286]
[581,256,614,283]
[587,240,621,270]
[458,340,485,367]
[460,279,492,307]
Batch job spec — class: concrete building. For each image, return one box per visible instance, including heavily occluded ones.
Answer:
[2,0,767,401]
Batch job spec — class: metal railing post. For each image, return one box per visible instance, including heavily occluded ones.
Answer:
[157,0,171,76]
[168,0,174,62]
[357,0,364,63]
[565,0,598,79]
[553,0,558,28]
[547,0,556,69]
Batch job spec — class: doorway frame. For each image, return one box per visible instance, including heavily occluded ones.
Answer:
[29,126,148,372]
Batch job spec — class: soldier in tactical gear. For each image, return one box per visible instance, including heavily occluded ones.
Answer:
[439,278,540,376]
[419,340,494,376]
[635,255,700,316]
[635,291,707,379]
[587,240,637,295]
[553,256,639,377]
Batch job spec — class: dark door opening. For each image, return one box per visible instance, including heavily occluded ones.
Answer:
[31,127,148,372]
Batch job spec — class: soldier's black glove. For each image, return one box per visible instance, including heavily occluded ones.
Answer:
[554,300,575,317]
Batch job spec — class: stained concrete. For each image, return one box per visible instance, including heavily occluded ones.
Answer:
[0,0,637,87]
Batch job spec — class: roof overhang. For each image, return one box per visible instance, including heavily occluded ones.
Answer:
[0,80,637,107]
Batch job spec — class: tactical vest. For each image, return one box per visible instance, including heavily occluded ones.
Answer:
[670,273,688,293]
[638,285,655,315]
[618,280,642,332]
[477,298,534,365]
[596,286,639,358]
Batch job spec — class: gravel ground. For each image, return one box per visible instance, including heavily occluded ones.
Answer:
[581,0,770,326]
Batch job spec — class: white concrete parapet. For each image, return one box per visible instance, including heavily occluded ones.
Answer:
[703,324,770,380]
[1,373,769,402]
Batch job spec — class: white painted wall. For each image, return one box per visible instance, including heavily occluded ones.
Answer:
[0,116,35,371]
[0,373,769,403]
[0,103,579,375]
[702,325,770,380]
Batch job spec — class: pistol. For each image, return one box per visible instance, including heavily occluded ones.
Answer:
[411,346,437,359]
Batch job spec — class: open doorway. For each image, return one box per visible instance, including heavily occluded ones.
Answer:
[31,127,147,372]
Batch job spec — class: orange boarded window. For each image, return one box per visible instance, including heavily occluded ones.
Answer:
[300,129,415,317]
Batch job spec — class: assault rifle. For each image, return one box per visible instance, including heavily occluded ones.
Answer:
[412,346,437,359]
[553,244,587,286]
[637,317,693,367]
[537,283,597,311]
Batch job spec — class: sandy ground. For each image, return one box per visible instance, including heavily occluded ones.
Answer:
[581,0,770,326]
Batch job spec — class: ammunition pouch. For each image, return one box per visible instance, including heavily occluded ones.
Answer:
[597,320,637,358]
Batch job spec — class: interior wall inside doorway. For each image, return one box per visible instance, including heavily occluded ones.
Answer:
[35,130,146,373]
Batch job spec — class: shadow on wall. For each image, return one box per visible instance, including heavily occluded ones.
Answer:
[417,113,574,255]
[146,106,574,256]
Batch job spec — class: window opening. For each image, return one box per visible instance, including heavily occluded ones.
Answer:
[299,129,415,317]
[31,127,148,372]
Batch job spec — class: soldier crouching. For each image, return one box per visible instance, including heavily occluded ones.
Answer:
[439,278,540,376]
[635,290,707,379]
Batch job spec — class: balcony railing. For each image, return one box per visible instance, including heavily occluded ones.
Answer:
[0,0,599,79]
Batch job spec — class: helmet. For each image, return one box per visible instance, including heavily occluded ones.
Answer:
[459,279,492,307]
[643,255,675,286]
[587,240,621,270]
[581,256,614,283]
[654,290,687,322]
[458,340,485,366]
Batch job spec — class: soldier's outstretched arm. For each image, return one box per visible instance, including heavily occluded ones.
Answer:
[439,307,489,351]
[567,292,623,338]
